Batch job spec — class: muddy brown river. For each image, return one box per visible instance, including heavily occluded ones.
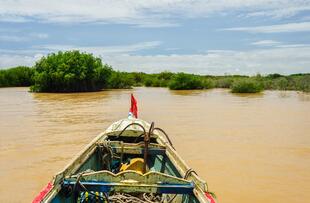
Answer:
[0,87,309,203]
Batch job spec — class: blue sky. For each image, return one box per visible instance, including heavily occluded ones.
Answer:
[0,0,310,75]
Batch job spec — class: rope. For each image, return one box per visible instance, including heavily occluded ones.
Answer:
[120,141,124,164]
[183,168,214,198]
[117,123,146,138]
[151,127,175,150]
[134,132,146,142]
[98,142,112,171]
[118,122,174,151]
[143,122,154,173]
[116,122,176,176]
[109,193,164,203]
[184,168,198,179]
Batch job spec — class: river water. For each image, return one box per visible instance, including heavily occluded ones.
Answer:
[0,87,309,203]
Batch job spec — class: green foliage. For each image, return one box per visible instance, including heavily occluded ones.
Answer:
[150,78,161,87]
[169,73,204,90]
[31,51,112,92]
[0,50,309,93]
[266,73,283,79]
[108,71,134,89]
[0,66,34,87]
[231,79,264,93]
[295,75,310,92]
[139,72,172,88]
[158,71,173,81]
[274,77,289,90]
[156,71,173,87]
[214,77,234,88]
[202,78,214,89]
[130,72,146,86]
[260,74,310,92]
[144,77,154,87]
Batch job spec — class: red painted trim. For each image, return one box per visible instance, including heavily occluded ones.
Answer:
[32,182,53,203]
[205,192,216,203]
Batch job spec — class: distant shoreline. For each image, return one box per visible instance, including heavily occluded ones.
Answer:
[1,50,309,93]
[1,66,309,93]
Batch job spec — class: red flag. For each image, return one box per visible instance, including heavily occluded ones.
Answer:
[130,94,138,118]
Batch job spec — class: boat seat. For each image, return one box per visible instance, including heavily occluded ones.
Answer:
[97,141,166,155]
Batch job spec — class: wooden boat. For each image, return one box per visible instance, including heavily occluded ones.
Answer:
[33,95,216,203]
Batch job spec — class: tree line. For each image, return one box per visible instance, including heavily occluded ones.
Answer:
[0,51,309,93]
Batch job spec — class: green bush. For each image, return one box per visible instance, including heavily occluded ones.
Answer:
[157,71,173,87]
[142,73,170,87]
[1,50,309,93]
[274,77,289,90]
[108,71,134,89]
[203,78,215,89]
[158,71,173,81]
[31,51,112,92]
[169,73,204,90]
[215,78,234,88]
[0,66,34,87]
[151,78,161,87]
[266,73,284,79]
[130,72,146,86]
[144,78,153,87]
[295,75,310,92]
[231,79,263,93]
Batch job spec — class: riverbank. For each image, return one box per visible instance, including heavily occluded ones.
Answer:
[1,66,310,92]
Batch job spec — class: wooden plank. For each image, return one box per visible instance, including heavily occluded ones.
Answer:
[63,180,194,194]
[98,141,166,155]
[66,170,191,185]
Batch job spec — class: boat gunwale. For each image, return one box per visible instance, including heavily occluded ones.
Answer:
[156,135,210,203]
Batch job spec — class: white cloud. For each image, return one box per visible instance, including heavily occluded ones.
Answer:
[276,44,308,48]
[222,22,310,33]
[132,21,180,28]
[1,45,310,75]
[34,41,162,55]
[0,35,26,42]
[103,47,310,74]
[0,54,38,68]
[30,33,49,39]
[246,6,310,19]
[251,40,281,46]
[0,41,161,57]
[0,14,28,22]
[0,32,48,42]
[250,40,310,48]
[0,0,309,26]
